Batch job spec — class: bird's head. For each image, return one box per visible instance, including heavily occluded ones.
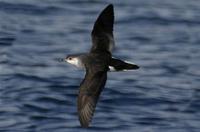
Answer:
[65,55,78,65]
[64,55,83,68]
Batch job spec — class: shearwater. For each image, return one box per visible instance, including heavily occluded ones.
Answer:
[64,4,139,127]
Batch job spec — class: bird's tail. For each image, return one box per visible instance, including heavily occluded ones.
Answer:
[109,57,139,71]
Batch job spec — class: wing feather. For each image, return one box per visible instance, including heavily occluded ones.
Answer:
[77,70,107,127]
[91,4,115,53]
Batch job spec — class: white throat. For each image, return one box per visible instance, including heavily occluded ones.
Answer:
[66,58,83,68]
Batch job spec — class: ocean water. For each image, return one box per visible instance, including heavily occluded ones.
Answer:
[0,0,200,131]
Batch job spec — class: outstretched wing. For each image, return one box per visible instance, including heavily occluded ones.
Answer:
[77,70,107,127]
[90,4,115,53]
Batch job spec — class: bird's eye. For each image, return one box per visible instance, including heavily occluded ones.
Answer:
[68,57,72,60]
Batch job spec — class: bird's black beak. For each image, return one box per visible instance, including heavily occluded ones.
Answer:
[57,58,65,62]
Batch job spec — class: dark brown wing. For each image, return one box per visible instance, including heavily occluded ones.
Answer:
[77,70,107,127]
[90,4,115,53]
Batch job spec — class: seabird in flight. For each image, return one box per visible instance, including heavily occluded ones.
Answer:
[64,4,139,127]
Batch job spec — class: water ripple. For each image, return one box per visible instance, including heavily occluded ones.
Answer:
[0,0,199,131]
[0,1,62,15]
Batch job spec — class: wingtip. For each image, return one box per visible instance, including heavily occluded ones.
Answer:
[79,117,90,128]
[107,4,114,8]
[80,123,90,128]
[105,4,114,11]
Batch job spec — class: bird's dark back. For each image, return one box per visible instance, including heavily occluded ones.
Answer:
[84,51,111,73]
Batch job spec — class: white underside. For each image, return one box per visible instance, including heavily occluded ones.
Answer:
[108,66,136,72]
[109,66,116,71]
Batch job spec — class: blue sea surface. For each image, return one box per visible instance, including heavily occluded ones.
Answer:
[0,0,200,131]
